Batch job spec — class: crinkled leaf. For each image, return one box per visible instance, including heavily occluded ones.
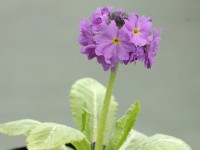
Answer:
[0,119,41,136]
[119,130,148,150]
[27,123,90,150]
[106,101,140,150]
[70,78,118,143]
[135,134,192,150]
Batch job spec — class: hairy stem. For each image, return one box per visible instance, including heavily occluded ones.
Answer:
[95,64,119,150]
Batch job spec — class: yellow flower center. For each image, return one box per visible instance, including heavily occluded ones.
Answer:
[112,38,121,45]
[133,28,139,35]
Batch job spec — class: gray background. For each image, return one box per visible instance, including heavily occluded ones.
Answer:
[0,0,199,149]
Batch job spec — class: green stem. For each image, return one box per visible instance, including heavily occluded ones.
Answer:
[95,64,119,150]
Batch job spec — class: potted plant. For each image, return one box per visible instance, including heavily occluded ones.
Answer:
[0,6,192,150]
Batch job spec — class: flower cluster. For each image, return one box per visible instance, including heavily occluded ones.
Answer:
[78,6,162,71]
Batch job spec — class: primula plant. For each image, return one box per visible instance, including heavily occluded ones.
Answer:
[0,6,192,150]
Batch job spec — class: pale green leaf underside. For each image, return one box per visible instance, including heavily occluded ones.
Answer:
[106,101,140,150]
[0,119,41,136]
[27,122,90,150]
[134,134,192,150]
[0,120,90,150]
[70,78,118,143]
[119,130,192,150]
[119,130,148,150]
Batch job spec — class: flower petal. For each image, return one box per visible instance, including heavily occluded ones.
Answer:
[117,45,129,61]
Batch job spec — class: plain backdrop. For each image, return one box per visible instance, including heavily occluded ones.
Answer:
[0,0,200,149]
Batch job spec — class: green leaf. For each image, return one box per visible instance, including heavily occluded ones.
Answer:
[50,145,73,150]
[0,119,41,136]
[70,78,118,143]
[106,101,140,150]
[119,130,148,150]
[27,122,90,150]
[134,134,192,150]
[118,130,192,150]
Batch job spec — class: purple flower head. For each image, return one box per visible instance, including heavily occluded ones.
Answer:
[94,21,135,64]
[109,11,128,28]
[116,9,126,14]
[78,18,96,60]
[144,29,162,68]
[149,29,162,54]
[125,12,152,46]
[90,6,114,27]
[97,56,115,72]
[100,6,114,15]
[78,18,93,46]
[78,6,162,71]
[130,47,145,62]
[81,44,96,60]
